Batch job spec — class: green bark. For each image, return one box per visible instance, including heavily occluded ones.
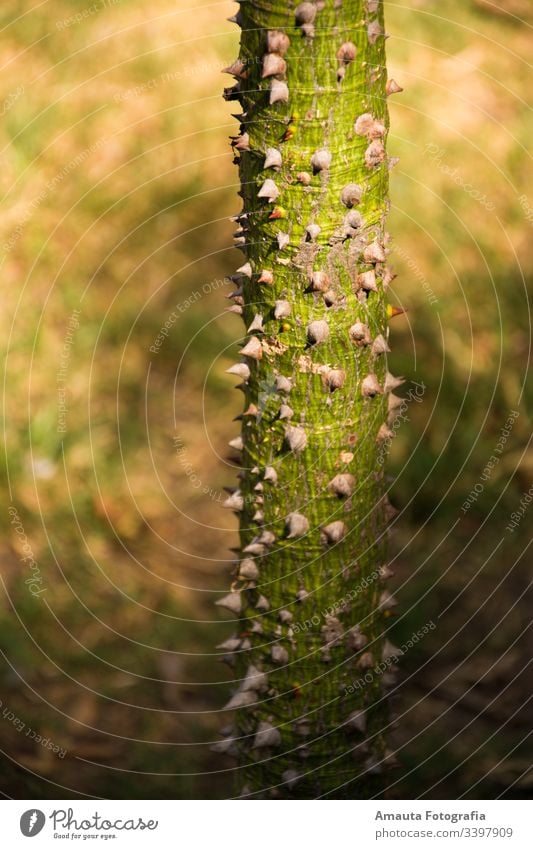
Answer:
[217,0,400,799]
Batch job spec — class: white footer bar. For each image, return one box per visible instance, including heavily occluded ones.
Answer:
[2,800,529,848]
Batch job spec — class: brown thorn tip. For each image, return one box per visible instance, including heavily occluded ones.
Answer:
[285,425,307,453]
[386,78,403,96]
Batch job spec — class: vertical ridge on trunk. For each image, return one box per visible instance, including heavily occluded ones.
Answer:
[218,0,401,799]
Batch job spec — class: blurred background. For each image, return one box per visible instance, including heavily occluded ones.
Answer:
[0,0,531,799]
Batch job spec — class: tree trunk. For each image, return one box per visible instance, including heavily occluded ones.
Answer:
[217,0,401,799]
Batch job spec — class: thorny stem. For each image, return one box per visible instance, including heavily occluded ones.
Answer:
[217,0,402,799]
